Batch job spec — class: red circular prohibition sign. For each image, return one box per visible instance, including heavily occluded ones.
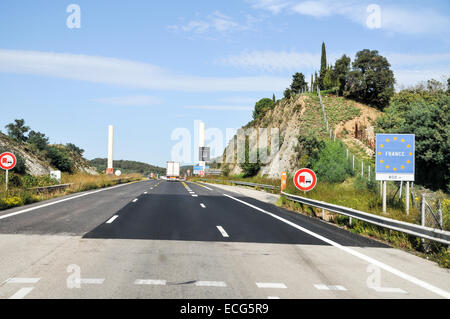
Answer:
[293,168,317,192]
[0,152,17,171]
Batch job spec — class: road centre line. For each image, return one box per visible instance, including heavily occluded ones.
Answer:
[195,281,227,287]
[216,226,229,238]
[9,287,34,299]
[223,194,450,299]
[314,284,347,291]
[106,215,119,224]
[256,283,287,289]
[135,279,166,286]
[0,181,143,221]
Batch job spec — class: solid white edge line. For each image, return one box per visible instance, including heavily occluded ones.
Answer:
[223,193,450,299]
[256,283,287,289]
[195,281,227,287]
[135,279,166,286]
[0,181,141,221]
[4,278,40,284]
[9,287,34,299]
[106,215,119,224]
[216,226,229,238]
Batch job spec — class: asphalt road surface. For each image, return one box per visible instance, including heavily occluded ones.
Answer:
[0,180,448,299]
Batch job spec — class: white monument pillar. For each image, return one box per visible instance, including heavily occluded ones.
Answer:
[199,121,206,169]
[106,125,114,175]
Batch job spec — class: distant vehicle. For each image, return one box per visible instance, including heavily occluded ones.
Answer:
[166,161,180,181]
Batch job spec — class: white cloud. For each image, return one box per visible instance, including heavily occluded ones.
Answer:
[248,0,290,14]
[168,11,256,35]
[217,50,342,71]
[185,105,253,111]
[251,0,450,35]
[394,68,450,88]
[94,95,163,106]
[293,1,332,17]
[0,49,290,92]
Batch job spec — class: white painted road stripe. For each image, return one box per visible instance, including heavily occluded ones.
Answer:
[314,284,347,291]
[76,278,105,284]
[106,215,119,224]
[197,183,213,191]
[0,182,140,221]
[216,226,229,238]
[132,199,138,202]
[256,283,287,289]
[195,281,227,287]
[200,203,206,208]
[267,296,280,299]
[144,192,148,194]
[192,195,198,197]
[4,278,40,284]
[372,287,407,294]
[224,194,450,299]
[135,279,167,286]
[9,287,34,299]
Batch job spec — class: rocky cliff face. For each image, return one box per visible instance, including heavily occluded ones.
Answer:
[0,133,98,176]
[221,94,379,178]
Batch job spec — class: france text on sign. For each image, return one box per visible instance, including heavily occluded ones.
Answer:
[375,134,415,181]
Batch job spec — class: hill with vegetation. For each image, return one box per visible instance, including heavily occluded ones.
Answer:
[89,158,165,177]
[0,119,96,176]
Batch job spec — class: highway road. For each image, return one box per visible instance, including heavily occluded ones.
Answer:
[0,179,448,299]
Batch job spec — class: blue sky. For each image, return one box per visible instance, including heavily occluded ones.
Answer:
[0,0,449,167]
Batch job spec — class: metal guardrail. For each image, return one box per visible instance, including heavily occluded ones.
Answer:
[199,179,279,191]
[28,183,74,193]
[199,178,450,245]
[282,191,450,245]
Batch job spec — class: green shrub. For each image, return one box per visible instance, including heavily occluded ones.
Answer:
[47,146,74,173]
[312,140,352,183]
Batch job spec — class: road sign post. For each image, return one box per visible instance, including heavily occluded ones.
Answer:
[0,152,17,192]
[376,134,415,214]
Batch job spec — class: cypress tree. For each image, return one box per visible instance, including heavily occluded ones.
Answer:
[319,42,327,89]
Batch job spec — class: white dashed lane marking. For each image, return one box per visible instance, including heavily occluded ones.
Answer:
[200,203,206,208]
[135,279,167,286]
[191,195,198,197]
[76,278,105,284]
[216,226,229,238]
[372,287,407,294]
[9,287,34,299]
[195,281,227,287]
[314,284,347,291]
[106,215,119,224]
[132,199,138,203]
[256,283,287,289]
[3,278,40,284]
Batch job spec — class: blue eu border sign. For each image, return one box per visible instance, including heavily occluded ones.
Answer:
[376,134,415,181]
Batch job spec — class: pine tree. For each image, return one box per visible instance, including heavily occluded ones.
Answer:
[319,42,327,90]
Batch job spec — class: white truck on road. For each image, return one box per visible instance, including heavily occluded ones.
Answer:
[166,161,180,181]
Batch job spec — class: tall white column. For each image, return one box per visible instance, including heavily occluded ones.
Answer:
[199,121,205,169]
[106,125,114,175]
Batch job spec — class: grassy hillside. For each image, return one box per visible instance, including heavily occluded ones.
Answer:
[90,158,165,176]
